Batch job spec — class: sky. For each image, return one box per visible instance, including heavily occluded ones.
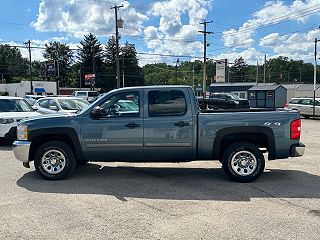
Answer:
[1,0,320,66]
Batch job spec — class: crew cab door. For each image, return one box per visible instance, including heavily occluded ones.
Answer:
[143,89,194,161]
[80,90,143,161]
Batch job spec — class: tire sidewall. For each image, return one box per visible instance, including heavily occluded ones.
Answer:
[34,141,76,180]
[222,142,265,182]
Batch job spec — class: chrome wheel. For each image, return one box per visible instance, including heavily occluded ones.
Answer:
[231,150,257,176]
[41,149,66,174]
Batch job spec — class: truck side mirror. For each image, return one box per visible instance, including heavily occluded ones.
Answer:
[91,106,105,118]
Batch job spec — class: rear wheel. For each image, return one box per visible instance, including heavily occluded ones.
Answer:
[222,142,265,182]
[34,141,76,180]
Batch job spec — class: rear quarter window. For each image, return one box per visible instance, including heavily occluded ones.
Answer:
[148,90,187,116]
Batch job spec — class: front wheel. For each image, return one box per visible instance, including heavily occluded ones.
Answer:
[34,141,77,180]
[222,142,265,182]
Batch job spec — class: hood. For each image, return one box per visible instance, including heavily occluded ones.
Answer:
[18,112,77,124]
[0,111,41,120]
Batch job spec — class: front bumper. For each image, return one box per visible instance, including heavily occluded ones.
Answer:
[12,141,31,163]
[290,143,305,157]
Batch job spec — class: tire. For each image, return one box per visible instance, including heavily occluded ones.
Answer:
[34,141,77,180]
[222,142,265,182]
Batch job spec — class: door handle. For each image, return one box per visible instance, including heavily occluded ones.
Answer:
[125,122,140,129]
[174,121,190,127]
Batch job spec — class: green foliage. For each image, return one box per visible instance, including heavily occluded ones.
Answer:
[103,39,144,91]
[77,33,104,88]
[43,41,73,87]
[0,44,28,82]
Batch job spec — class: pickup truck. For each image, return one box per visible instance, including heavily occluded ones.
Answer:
[13,86,305,182]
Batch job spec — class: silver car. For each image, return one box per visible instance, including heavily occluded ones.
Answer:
[33,97,90,115]
[286,97,320,118]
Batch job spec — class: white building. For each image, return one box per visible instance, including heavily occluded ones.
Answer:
[0,81,57,97]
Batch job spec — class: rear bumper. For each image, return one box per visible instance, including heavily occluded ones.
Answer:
[290,143,305,157]
[12,141,31,163]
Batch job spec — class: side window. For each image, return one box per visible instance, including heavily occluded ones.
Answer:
[289,99,300,104]
[38,99,49,108]
[300,99,311,105]
[99,91,140,117]
[77,92,87,97]
[48,99,58,108]
[148,90,187,116]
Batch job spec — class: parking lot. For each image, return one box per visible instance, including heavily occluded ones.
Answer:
[0,119,319,240]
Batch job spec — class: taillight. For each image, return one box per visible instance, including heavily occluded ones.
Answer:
[291,119,301,139]
[284,102,289,108]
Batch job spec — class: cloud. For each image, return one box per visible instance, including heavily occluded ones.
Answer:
[32,0,147,38]
[222,0,320,48]
[259,28,320,61]
[213,48,265,65]
[141,0,212,64]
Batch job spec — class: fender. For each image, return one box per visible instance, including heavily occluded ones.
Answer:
[212,126,276,160]
[28,127,84,161]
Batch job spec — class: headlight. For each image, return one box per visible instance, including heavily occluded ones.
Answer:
[0,118,14,124]
[17,125,28,141]
[233,100,240,104]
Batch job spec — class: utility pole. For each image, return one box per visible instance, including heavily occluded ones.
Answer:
[122,55,125,87]
[175,58,179,83]
[199,21,213,98]
[111,4,124,89]
[24,40,33,94]
[192,64,195,89]
[263,54,266,84]
[92,45,95,90]
[256,60,259,84]
[313,38,320,119]
[78,67,81,89]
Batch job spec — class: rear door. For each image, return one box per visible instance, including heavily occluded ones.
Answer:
[299,99,312,116]
[143,88,194,161]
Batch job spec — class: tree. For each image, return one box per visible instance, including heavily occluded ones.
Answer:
[103,39,144,91]
[78,33,104,88]
[103,36,117,91]
[0,44,28,83]
[43,41,73,87]
[230,57,249,82]
[120,42,144,87]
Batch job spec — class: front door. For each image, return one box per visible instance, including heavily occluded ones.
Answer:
[80,90,144,161]
[143,89,194,161]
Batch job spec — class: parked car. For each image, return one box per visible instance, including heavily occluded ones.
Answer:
[33,97,90,115]
[23,95,46,106]
[13,86,304,182]
[198,93,250,111]
[0,96,41,142]
[285,97,320,118]
[71,91,99,102]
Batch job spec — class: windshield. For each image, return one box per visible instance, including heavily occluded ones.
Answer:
[0,99,33,112]
[57,99,90,110]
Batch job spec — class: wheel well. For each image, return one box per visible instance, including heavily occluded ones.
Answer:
[29,134,76,161]
[219,133,269,158]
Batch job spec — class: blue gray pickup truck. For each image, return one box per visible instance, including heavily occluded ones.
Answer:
[13,86,305,182]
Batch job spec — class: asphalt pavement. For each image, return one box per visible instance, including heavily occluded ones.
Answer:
[0,119,319,240]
